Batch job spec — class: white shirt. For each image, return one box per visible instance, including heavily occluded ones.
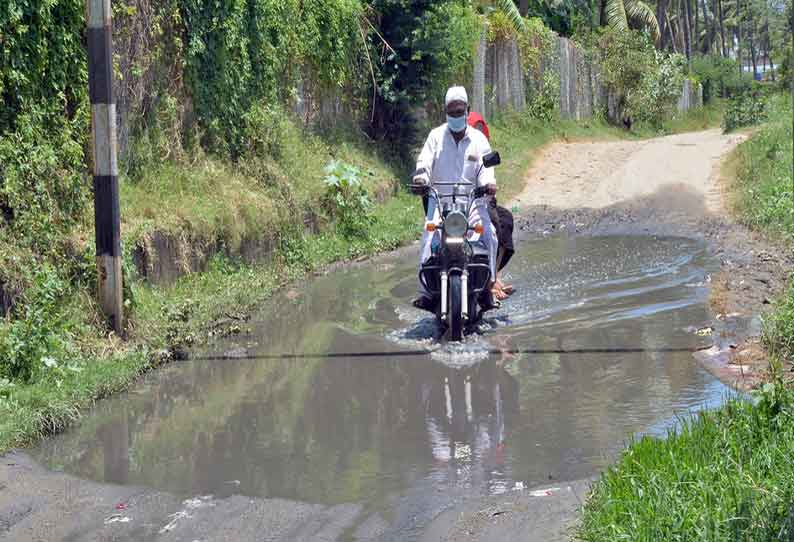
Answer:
[415,124,496,196]
[415,123,499,282]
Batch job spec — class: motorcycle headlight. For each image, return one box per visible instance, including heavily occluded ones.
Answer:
[444,211,468,238]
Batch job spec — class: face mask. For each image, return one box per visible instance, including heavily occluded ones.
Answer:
[446,114,467,133]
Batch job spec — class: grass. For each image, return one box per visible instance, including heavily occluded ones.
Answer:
[728,93,794,242]
[725,92,794,367]
[658,99,726,134]
[0,103,727,454]
[578,384,794,541]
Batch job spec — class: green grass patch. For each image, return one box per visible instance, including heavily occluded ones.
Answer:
[725,92,794,366]
[661,99,726,133]
[579,94,793,541]
[764,282,794,364]
[729,93,794,242]
[579,384,794,541]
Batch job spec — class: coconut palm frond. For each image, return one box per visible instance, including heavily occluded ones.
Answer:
[626,0,661,40]
[494,0,527,33]
[606,0,630,32]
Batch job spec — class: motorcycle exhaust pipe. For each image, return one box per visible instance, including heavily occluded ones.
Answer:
[440,271,448,322]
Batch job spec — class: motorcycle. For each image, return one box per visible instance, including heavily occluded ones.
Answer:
[416,151,501,341]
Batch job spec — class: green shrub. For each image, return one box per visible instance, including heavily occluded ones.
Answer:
[414,0,481,112]
[322,159,372,237]
[691,55,754,102]
[723,88,769,131]
[628,51,686,127]
[0,106,90,250]
[597,29,687,127]
[0,265,73,383]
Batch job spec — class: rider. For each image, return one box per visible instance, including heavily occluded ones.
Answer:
[411,86,499,312]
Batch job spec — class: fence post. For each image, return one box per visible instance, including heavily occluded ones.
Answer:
[86,0,123,334]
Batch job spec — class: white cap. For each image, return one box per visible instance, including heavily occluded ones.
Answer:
[445,86,468,106]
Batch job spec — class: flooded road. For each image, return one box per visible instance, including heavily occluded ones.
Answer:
[32,235,733,540]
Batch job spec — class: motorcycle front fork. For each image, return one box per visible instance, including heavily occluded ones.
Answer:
[440,270,469,323]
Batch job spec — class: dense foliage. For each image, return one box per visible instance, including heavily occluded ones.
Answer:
[723,87,770,130]
[591,28,687,126]
[182,0,367,156]
[0,0,86,131]
[0,1,90,248]
[690,55,754,102]
[368,0,480,144]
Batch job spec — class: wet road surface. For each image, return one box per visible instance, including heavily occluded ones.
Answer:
[20,235,739,541]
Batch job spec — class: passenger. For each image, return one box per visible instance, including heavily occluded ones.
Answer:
[467,111,515,301]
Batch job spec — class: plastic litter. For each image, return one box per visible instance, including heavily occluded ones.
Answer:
[104,514,132,525]
[529,487,560,497]
[159,511,191,534]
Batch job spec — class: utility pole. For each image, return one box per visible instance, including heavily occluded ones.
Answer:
[86,0,123,334]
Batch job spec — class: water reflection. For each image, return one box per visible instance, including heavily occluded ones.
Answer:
[35,236,731,521]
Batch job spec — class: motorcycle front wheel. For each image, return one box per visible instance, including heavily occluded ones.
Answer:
[448,273,464,341]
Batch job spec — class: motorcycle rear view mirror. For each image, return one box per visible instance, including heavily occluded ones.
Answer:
[482,151,501,168]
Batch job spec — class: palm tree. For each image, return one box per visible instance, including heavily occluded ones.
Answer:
[601,0,661,41]
[478,0,527,33]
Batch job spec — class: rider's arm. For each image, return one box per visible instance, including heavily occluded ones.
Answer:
[414,132,437,184]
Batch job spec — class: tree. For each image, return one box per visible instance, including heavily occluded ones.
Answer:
[601,0,661,40]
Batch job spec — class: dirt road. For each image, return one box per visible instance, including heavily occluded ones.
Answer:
[2,129,791,542]
[508,129,789,390]
[513,129,735,213]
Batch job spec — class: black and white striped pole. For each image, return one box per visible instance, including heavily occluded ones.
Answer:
[87,0,123,334]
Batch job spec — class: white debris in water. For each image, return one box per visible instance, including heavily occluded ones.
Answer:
[529,487,560,497]
[158,496,215,534]
[159,511,191,534]
[104,514,132,525]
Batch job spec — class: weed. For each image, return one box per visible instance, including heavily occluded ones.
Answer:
[322,159,372,237]
[723,88,770,132]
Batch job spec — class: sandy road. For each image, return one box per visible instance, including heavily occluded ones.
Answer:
[512,129,744,214]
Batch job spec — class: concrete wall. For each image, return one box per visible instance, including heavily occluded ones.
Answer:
[677,77,704,111]
[472,33,703,122]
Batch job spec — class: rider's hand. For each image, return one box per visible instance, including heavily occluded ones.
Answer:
[410,173,430,195]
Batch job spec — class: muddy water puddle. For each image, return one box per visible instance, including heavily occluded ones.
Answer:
[34,235,734,538]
